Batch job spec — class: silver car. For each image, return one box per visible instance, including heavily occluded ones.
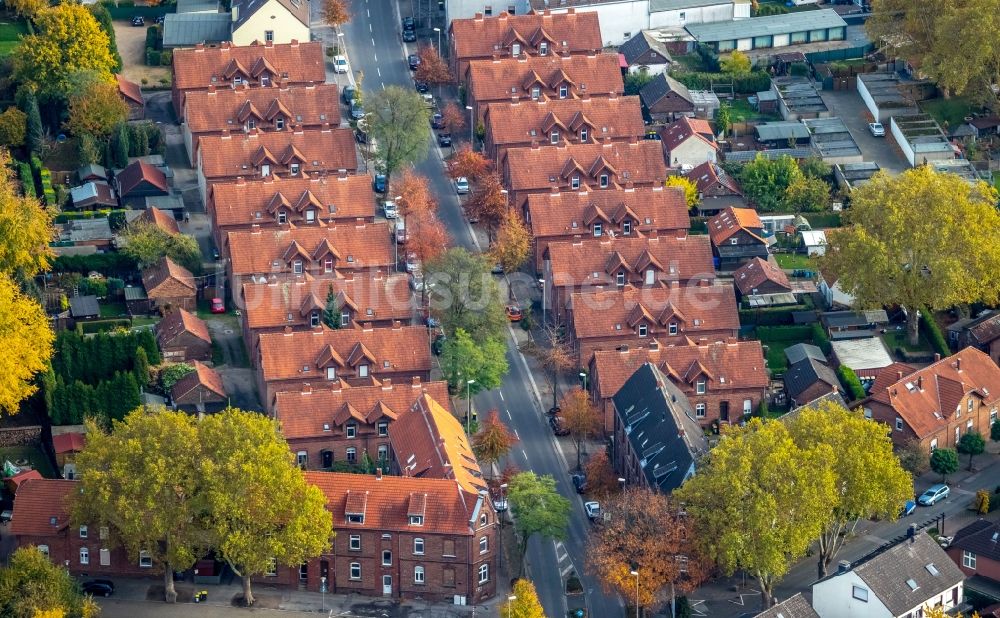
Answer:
[454,176,469,194]
[917,484,949,506]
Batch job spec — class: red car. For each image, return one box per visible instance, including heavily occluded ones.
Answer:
[210,298,225,314]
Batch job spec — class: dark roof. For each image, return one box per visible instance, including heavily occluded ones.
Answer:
[756,593,819,618]
[619,31,672,66]
[639,73,692,109]
[77,164,108,182]
[115,161,168,196]
[951,519,1000,563]
[69,295,100,318]
[233,0,309,31]
[784,357,839,401]
[162,13,232,48]
[966,310,1000,345]
[785,343,825,366]
[612,363,708,493]
[847,534,965,616]
[821,310,890,329]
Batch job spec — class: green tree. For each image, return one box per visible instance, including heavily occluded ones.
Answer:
[89,3,123,73]
[716,102,732,136]
[782,175,829,213]
[133,346,150,387]
[161,363,195,390]
[786,402,913,578]
[508,472,571,574]
[0,149,55,278]
[111,122,130,168]
[957,430,985,471]
[929,447,959,481]
[6,0,47,19]
[498,579,546,618]
[0,547,100,618]
[323,284,341,329]
[73,409,208,603]
[66,81,129,139]
[368,86,432,191]
[721,50,752,74]
[624,68,655,96]
[0,273,53,415]
[471,409,518,476]
[13,3,118,103]
[897,438,930,477]
[820,167,1000,345]
[425,247,507,343]
[19,90,43,157]
[439,328,508,395]
[675,419,836,608]
[0,108,27,149]
[121,222,202,273]
[739,154,803,212]
[199,409,333,606]
[799,156,832,180]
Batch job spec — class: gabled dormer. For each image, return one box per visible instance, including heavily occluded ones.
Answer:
[267,191,293,224]
[282,240,311,274]
[568,111,595,142]
[312,238,341,274]
[366,400,399,425]
[346,342,377,378]
[611,202,640,236]
[236,100,264,131]
[502,27,529,57]
[264,99,293,130]
[548,69,575,99]
[333,401,367,425]
[295,190,323,224]
[222,59,250,85]
[589,155,617,189]
[683,360,714,395]
[634,249,664,285]
[300,293,325,328]
[540,112,567,144]
[582,203,610,238]
[281,145,307,175]
[407,492,426,526]
[249,56,278,85]
[560,157,587,190]
[626,303,656,338]
[528,27,556,54]
[604,250,630,287]
[334,290,358,324]
[657,301,687,335]
[316,343,346,381]
[522,70,546,100]
[344,490,367,524]
[250,145,279,176]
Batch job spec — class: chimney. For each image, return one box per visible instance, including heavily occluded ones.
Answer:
[837,561,851,574]
[375,468,382,480]
[391,320,402,329]
[290,38,300,47]
[231,5,239,21]
[474,11,483,19]
[301,383,312,394]
[221,41,232,50]
[265,39,274,48]
[362,322,374,331]
[908,524,916,541]
[917,375,923,390]
[956,358,962,371]
[283,325,293,334]
[934,353,941,361]
[382,378,392,390]
[411,376,421,388]
[648,228,658,239]
[236,176,245,185]
[207,84,216,94]
[897,370,903,380]
[195,43,205,51]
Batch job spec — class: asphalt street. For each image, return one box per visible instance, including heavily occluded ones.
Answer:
[325,3,622,616]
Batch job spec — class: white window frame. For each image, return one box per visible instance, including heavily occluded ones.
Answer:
[695,403,706,418]
[550,130,559,144]
[350,562,361,580]
[324,257,334,273]
[378,421,389,436]
[326,366,336,380]
[346,423,357,438]
[340,311,350,326]
[638,324,648,338]
[382,550,392,566]
[645,269,655,285]
[531,86,541,100]
[277,210,287,224]
[293,260,303,274]
[895,417,904,431]
[261,164,271,177]
[79,525,88,539]
[571,176,580,190]
[100,548,110,566]
[622,220,631,235]
[478,563,489,584]
[377,444,389,461]
[593,222,602,237]
[616,271,625,287]
[852,585,868,602]
[669,323,678,335]
[349,534,361,551]
[511,43,521,56]
[37,545,49,557]
[358,364,369,378]
[696,380,706,395]
[304,208,315,222]
[265,30,274,42]
[580,127,588,141]
[559,85,568,99]
[311,312,321,328]
[266,557,278,576]
[480,536,488,554]
[139,551,153,568]
[539,42,548,55]
[290,163,301,175]
[296,451,308,467]
[930,438,938,451]
[599,174,609,188]
[276,117,285,130]
[414,565,425,584]
[414,538,425,554]
[80,547,89,565]
[346,447,357,463]
[963,550,976,569]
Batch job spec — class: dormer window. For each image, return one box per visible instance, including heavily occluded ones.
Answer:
[559,85,568,99]
[340,311,350,326]
[324,257,333,273]
[261,75,270,86]
[326,366,337,380]
[512,43,521,57]
[645,269,655,285]
[290,163,301,175]
[292,259,303,274]
[571,176,580,189]
[580,127,588,141]
[346,423,357,438]
[730,238,738,245]
[696,380,706,394]
[623,220,632,235]
[550,130,559,144]
[276,116,285,130]
[358,364,369,377]
[233,76,243,86]
[638,324,648,337]
[377,421,389,436]
[616,271,625,287]
[246,118,256,130]
[410,516,424,526]
[347,513,364,524]
[599,174,609,188]
[261,164,271,177]
[540,42,548,55]
[669,323,678,335]
[593,222,602,237]
[531,86,541,100]
[277,210,287,224]
[311,311,320,327]
[305,208,315,222]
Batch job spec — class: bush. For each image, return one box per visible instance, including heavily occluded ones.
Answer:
[161,363,195,390]
[52,252,138,277]
[17,161,35,198]
[78,319,132,334]
[146,48,161,67]
[694,43,720,72]
[918,306,950,357]
[159,50,172,66]
[756,325,814,342]
[740,307,797,326]
[811,322,832,354]
[837,365,866,400]
[671,70,771,94]
[803,212,842,228]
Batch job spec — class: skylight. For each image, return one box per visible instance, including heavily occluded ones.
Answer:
[906,579,919,591]
[925,563,939,576]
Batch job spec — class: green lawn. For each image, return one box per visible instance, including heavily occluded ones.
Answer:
[673,54,706,72]
[0,445,57,479]
[763,341,794,373]
[99,301,128,318]
[774,253,817,270]
[920,96,975,128]
[883,330,932,353]
[0,20,27,58]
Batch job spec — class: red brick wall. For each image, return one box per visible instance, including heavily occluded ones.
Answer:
[286,434,392,471]
[869,395,998,450]
[17,531,153,579]
[946,547,1000,581]
[161,333,211,363]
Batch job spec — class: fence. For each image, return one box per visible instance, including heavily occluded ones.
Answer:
[805,44,874,66]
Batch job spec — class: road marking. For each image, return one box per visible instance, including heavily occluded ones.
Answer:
[377,66,381,77]
[513,428,520,440]
[499,390,505,401]
[367,8,370,16]
[373,51,377,62]
[381,82,386,89]
[521,450,528,462]
[371,37,376,46]
[505,408,512,420]
[560,564,574,577]
[369,23,373,32]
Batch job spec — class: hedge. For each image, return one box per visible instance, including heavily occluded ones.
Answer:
[740,307,795,326]
[78,319,132,334]
[919,306,950,357]
[670,70,772,94]
[146,48,161,66]
[811,322,832,355]
[756,325,814,342]
[52,253,137,276]
[55,209,127,223]
[803,212,843,228]
[17,161,35,198]
[837,364,866,401]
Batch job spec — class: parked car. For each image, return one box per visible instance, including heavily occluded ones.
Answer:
[918,484,950,506]
[394,219,407,244]
[131,15,145,26]
[82,580,115,597]
[403,29,417,42]
[431,332,446,355]
[350,100,365,120]
[431,113,444,129]
[437,132,452,147]
[155,15,165,24]
[454,176,470,194]
[381,201,398,219]
[373,174,387,193]
[549,415,569,436]
[571,473,587,494]
[415,81,429,93]
[584,501,601,521]
[505,304,522,322]
[342,84,357,105]
[0,509,12,522]
[402,16,415,30]
[901,500,916,517]
[408,54,421,70]
[868,122,885,137]
[411,271,426,293]
[354,128,369,144]
[210,298,225,314]
[404,252,420,273]
[333,55,349,74]
[491,262,504,274]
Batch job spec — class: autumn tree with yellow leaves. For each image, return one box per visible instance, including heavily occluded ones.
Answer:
[0,547,100,618]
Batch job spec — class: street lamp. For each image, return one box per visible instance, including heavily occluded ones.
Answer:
[432,26,442,53]
[579,371,587,391]
[538,278,546,326]
[630,569,640,618]
[320,576,327,610]
[465,105,474,148]
[466,378,476,434]
[507,595,517,618]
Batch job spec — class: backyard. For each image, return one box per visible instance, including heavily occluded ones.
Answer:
[0,18,26,58]
[113,20,171,87]
[920,96,976,129]
[774,252,818,270]
[756,324,828,374]
[0,445,57,479]
[882,329,933,354]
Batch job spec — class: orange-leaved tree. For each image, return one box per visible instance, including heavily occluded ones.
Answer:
[466,172,508,241]
[472,409,518,477]
[448,145,491,181]
[583,451,620,499]
[441,102,467,134]
[415,45,452,87]
[490,209,531,274]
[321,0,350,26]
[559,388,602,470]
[394,170,437,218]
[521,325,574,411]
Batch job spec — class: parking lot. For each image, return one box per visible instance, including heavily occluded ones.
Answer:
[818,87,910,174]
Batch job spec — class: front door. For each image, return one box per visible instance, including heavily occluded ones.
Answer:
[321,450,333,468]
[382,575,392,596]
[720,401,729,422]
[299,563,308,583]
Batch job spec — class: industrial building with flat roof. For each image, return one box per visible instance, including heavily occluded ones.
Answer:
[685,9,847,52]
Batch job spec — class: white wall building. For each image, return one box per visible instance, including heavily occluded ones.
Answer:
[230,0,310,46]
[648,0,748,29]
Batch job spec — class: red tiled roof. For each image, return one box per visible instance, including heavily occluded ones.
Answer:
[9,479,75,536]
[172,41,325,91]
[8,469,43,488]
[183,83,340,135]
[305,470,478,535]
[226,222,394,276]
[116,161,168,196]
[139,207,180,236]
[689,160,742,196]
[197,128,357,179]
[116,74,143,105]
[258,326,431,382]
[484,96,645,149]
[274,380,450,440]
[241,275,413,330]
[547,234,714,289]
[52,432,86,455]
[659,116,716,155]
[504,140,667,193]
[390,394,487,495]
[707,207,764,245]
[209,174,374,229]
[592,340,768,399]
[156,308,212,347]
[733,257,790,295]
[468,54,623,103]
[450,10,602,61]
[569,284,739,340]
[867,347,1000,439]
[527,187,689,239]
[171,361,227,403]
[142,257,196,294]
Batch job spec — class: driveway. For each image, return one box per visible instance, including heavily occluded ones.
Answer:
[204,314,261,411]
[113,21,171,86]
[818,87,909,174]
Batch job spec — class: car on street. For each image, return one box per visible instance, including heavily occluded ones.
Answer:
[404,252,420,273]
[403,29,417,42]
[431,113,444,129]
[354,128,369,144]
[394,219,407,244]
[415,81,429,93]
[131,15,144,26]
[350,100,364,120]
[210,298,225,314]
[408,54,421,70]
[437,132,452,147]
[381,201,398,219]
[0,509,12,522]
[572,473,587,494]
[373,174,387,193]
[411,271,425,293]
[505,304,522,321]
[342,84,356,105]
[549,415,569,436]
[454,176,469,194]
[333,55,349,74]
[431,332,445,355]
[82,579,115,597]
[901,500,916,517]
[584,501,601,521]
[155,15,165,24]
[918,484,950,506]
[491,262,504,274]
[869,122,885,137]
[402,16,415,30]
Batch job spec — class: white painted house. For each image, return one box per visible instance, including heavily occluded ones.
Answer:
[648,0,748,29]
[812,534,965,618]
[231,0,310,46]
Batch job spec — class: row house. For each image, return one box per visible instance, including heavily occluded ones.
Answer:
[591,340,767,431]
[482,94,645,163]
[256,324,432,412]
[171,361,227,413]
[155,307,212,362]
[171,40,325,117]
[273,380,450,471]
[196,127,357,203]
[568,283,740,369]
[465,53,623,122]
[526,186,689,269]
[707,206,770,268]
[659,116,718,169]
[209,174,375,254]
[449,9,602,76]
[240,274,413,362]
[225,222,394,285]
[862,347,1000,451]
[182,82,340,165]
[502,139,668,209]
[543,233,715,322]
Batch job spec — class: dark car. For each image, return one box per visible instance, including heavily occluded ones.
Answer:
[82,580,115,597]
[432,333,446,356]
[342,84,356,105]
[571,473,587,494]
[131,15,145,26]
[437,132,452,147]
[355,128,368,144]
[431,113,444,129]
[403,29,417,42]
[155,15,165,24]
[373,174,387,193]
[415,81,429,93]
[402,16,415,30]
[350,100,365,120]
[408,54,421,70]
[549,416,569,436]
